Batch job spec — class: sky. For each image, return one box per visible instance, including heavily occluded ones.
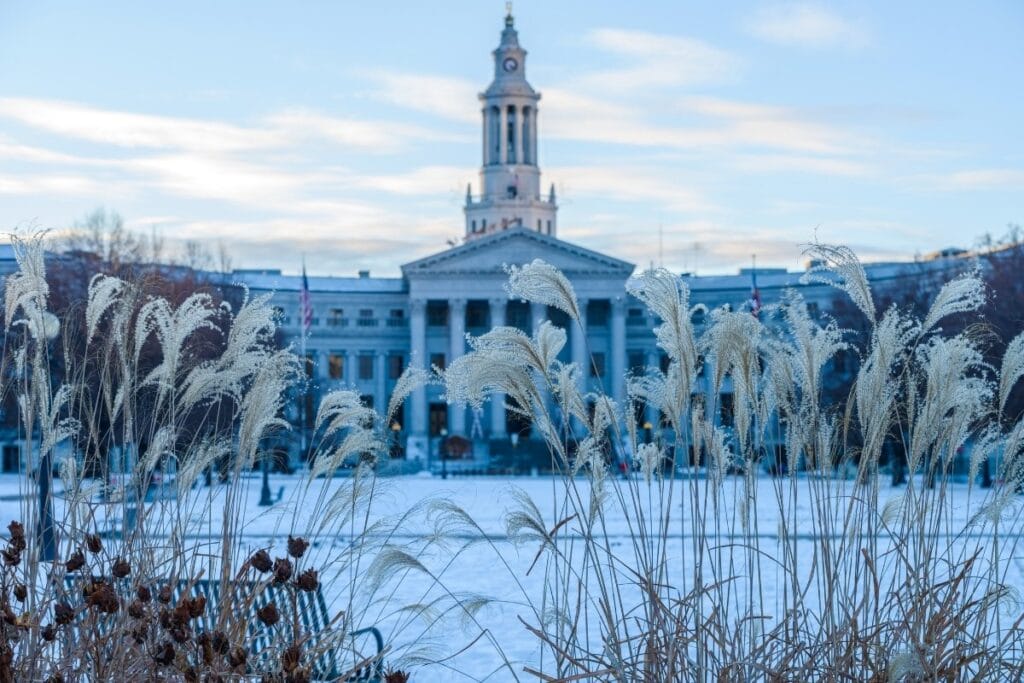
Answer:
[0,1,1021,277]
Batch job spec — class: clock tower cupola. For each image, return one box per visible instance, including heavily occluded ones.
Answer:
[464,6,557,240]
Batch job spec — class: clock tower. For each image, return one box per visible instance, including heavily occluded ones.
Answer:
[464,8,558,240]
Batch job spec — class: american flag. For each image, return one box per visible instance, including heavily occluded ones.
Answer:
[299,264,313,333]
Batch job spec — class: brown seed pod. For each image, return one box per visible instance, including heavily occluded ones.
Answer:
[272,557,293,585]
[41,624,56,641]
[2,548,21,567]
[65,550,85,573]
[54,603,74,626]
[250,549,272,573]
[294,569,318,593]
[187,594,206,619]
[137,584,152,603]
[287,669,311,683]
[384,671,411,683]
[228,645,248,668]
[128,600,146,619]
[282,643,301,672]
[86,582,119,614]
[85,534,102,554]
[8,521,24,544]
[13,584,26,602]
[211,630,229,654]
[111,557,130,578]
[256,602,279,627]
[287,536,309,559]
[153,640,175,666]
[158,584,172,604]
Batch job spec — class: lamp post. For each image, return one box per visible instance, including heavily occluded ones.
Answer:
[258,450,273,506]
[510,432,519,474]
[439,428,448,480]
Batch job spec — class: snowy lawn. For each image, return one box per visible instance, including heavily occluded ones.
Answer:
[0,472,1019,682]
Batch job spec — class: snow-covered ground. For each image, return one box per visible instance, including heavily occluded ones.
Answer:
[1,472,1020,682]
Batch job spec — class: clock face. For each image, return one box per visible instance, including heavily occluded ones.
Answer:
[503,57,518,73]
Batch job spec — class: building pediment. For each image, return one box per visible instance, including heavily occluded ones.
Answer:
[401,227,635,279]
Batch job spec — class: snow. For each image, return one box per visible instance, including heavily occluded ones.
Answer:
[0,472,1019,682]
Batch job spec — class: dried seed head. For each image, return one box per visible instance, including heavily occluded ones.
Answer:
[13,584,26,602]
[272,558,293,585]
[256,602,279,627]
[85,582,119,614]
[2,548,21,567]
[282,644,301,672]
[212,630,229,654]
[8,521,24,544]
[131,624,147,644]
[250,549,272,573]
[188,594,206,620]
[65,550,85,573]
[41,624,56,641]
[287,536,309,559]
[171,626,190,644]
[45,675,64,683]
[228,645,248,668]
[111,557,130,579]
[136,584,152,602]
[128,600,146,619]
[295,569,318,593]
[85,534,102,554]
[158,585,172,604]
[153,640,175,665]
[385,671,411,683]
[54,603,74,626]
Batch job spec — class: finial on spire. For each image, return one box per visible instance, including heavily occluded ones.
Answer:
[505,1,514,26]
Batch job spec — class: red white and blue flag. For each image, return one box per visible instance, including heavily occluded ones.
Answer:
[299,264,313,334]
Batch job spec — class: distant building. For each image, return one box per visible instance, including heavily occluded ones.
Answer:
[230,11,972,472]
[0,12,978,475]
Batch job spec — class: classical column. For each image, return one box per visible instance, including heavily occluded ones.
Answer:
[610,297,627,406]
[489,297,508,437]
[375,352,386,418]
[481,107,488,165]
[499,107,508,165]
[409,300,427,438]
[345,349,358,386]
[449,298,467,435]
[530,301,551,427]
[571,298,589,391]
[571,299,589,435]
[530,108,538,169]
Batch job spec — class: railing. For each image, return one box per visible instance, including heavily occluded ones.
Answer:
[626,316,648,326]
[325,318,349,327]
[386,318,408,328]
[356,318,379,328]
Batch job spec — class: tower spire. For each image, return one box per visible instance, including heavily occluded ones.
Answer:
[463,10,558,241]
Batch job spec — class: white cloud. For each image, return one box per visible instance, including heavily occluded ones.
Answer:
[352,165,476,196]
[746,4,867,49]
[547,164,714,213]
[731,153,872,176]
[927,168,1024,191]
[0,97,285,152]
[581,29,741,90]
[361,70,480,124]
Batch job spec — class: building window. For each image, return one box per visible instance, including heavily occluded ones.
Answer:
[522,106,531,164]
[719,393,735,428]
[427,301,448,327]
[692,308,706,326]
[590,352,606,378]
[471,220,476,231]
[546,220,551,233]
[506,105,516,163]
[537,219,541,230]
[628,350,645,374]
[466,301,488,328]
[361,394,375,410]
[807,301,820,318]
[430,353,446,371]
[429,403,448,437]
[660,354,670,374]
[328,353,344,380]
[358,354,374,380]
[272,306,291,325]
[587,300,610,327]
[327,308,344,326]
[388,353,404,379]
[506,301,529,330]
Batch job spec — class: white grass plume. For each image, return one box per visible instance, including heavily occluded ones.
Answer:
[505,259,581,322]
[998,332,1024,415]
[85,273,125,342]
[921,270,985,333]
[801,242,876,323]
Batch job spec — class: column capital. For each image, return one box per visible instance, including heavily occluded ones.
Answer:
[410,298,427,314]
[611,295,627,313]
[449,297,467,311]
